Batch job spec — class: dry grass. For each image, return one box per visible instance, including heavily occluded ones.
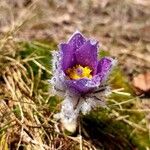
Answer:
[0,0,150,149]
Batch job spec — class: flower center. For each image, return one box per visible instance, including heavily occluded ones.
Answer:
[66,65,92,80]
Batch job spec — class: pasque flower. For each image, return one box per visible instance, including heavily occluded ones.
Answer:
[51,31,116,132]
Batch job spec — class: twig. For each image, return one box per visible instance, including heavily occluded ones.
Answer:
[79,121,83,150]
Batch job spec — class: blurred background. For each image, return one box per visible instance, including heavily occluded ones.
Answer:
[0,0,150,73]
[0,0,150,149]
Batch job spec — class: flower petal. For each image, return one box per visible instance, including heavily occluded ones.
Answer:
[68,31,86,49]
[65,79,90,94]
[50,67,66,96]
[85,75,101,88]
[75,40,98,74]
[97,57,115,81]
[60,43,76,71]
[65,75,101,94]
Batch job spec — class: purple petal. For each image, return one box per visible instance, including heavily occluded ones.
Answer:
[65,79,90,94]
[75,40,98,74]
[86,75,102,88]
[97,57,115,81]
[68,31,86,49]
[60,43,76,71]
[65,75,101,94]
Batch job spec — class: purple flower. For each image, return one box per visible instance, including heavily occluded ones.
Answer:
[51,31,116,132]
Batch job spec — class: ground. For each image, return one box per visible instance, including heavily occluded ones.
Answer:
[0,0,150,149]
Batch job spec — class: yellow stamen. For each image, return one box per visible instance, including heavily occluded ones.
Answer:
[66,65,92,80]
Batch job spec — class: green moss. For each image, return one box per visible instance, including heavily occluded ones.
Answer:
[12,105,21,119]
[99,49,110,57]
[109,67,134,94]
[19,40,57,79]
[18,41,57,98]
[82,110,134,150]
[47,96,61,112]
